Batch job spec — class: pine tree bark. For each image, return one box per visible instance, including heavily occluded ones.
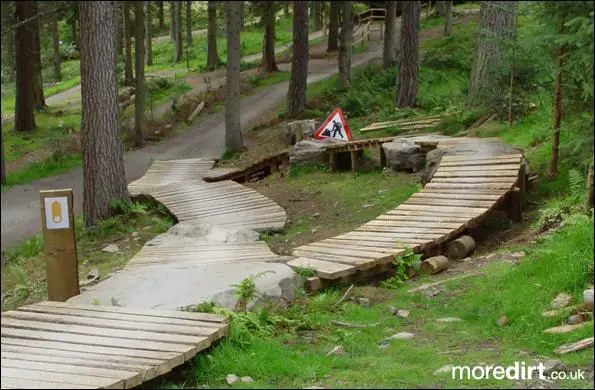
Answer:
[550,33,563,178]
[185,0,192,46]
[225,1,244,153]
[262,2,279,73]
[287,1,308,117]
[468,1,516,108]
[239,1,244,31]
[313,1,322,31]
[586,154,594,210]
[1,1,15,84]
[70,2,79,49]
[284,2,290,18]
[158,0,165,29]
[0,127,5,185]
[383,1,397,68]
[174,1,183,62]
[50,2,62,81]
[134,1,146,147]
[327,1,340,52]
[206,1,220,70]
[116,2,124,56]
[79,1,129,228]
[435,1,447,16]
[338,1,352,90]
[31,1,45,109]
[443,0,452,36]
[396,1,420,108]
[124,2,134,85]
[146,1,153,65]
[169,1,175,40]
[14,0,37,132]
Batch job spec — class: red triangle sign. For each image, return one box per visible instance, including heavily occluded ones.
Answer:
[313,108,353,141]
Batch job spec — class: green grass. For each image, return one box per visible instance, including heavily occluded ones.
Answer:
[150,213,593,389]
[1,201,174,311]
[2,153,81,190]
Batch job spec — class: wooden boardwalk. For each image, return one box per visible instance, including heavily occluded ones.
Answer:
[288,140,525,286]
[1,301,227,389]
[129,158,287,231]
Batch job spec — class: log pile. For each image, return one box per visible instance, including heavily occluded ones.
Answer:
[359,115,442,133]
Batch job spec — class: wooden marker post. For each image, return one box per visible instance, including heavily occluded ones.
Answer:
[40,189,79,301]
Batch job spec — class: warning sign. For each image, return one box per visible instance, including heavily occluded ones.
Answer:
[313,108,353,141]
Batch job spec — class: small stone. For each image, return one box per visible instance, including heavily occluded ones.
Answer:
[437,317,462,323]
[311,228,318,234]
[131,232,138,238]
[362,203,374,208]
[534,359,568,375]
[387,305,399,315]
[387,332,415,340]
[551,293,572,309]
[567,314,584,325]
[226,374,240,385]
[357,297,370,307]
[434,365,453,375]
[509,251,526,259]
[313,213,320,218]
[396,309,410,318]
[326,345,345,356]
[460,257,472,263]
[496,315,509,327]
[518,350,530,356]
[101,244,120,253]
[240,376,254,383]
[86,268,99,281]
[584,288,594,309]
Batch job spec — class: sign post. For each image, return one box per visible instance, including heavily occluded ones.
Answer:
[40,189,79,301]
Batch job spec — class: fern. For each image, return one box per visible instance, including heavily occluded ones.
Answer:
[568,168,585,202]
[381,248,422,289]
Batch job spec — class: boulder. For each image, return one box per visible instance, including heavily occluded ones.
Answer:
[382,139,426,172]
[147,223,259,246]
[284,119,317,145]
[290,138,346,166]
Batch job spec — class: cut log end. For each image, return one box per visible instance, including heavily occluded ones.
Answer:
[420,255,450,275]
[446,235,476,260]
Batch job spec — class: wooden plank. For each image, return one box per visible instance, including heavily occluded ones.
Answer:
[293,245,390,259]
[433,170,519,178]
[1,359,142,389]
[375,214,471,222]
[0,318,207,346]
[323,238,411,248]
[410,192,502,201]
[291,250,378,269]
[2,311,221,340]
[0,328,197,357]
[396,204,488,214]
[437,158,522,167]
[432,177,516,184]
[30,301,226,323]
[1,367,124,389]
[366,219,464,228]
[355,225,454,234]
[287,258,357,280]
[0,377,94,389]
[304,241,406,255]
[440,153,522,161]
[425,182,514,190]
[404,197,496,208]
[0,337,182,366]
[436,164,520,171]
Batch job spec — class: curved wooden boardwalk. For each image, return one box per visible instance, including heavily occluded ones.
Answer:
[129,158,287,231]
[288,138,525,282]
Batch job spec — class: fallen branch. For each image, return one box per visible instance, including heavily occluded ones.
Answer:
[186,101,205,123]
[333,284,354,308]
[555,337,594,355]
[331,320,380,328]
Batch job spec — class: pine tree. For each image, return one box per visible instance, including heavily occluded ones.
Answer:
[225,1,244,152]
[395,1,420,108]
[287,1,308,117]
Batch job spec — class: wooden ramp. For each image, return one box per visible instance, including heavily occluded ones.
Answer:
[1,301,227,389]
[289,147,525,287]
[129,158,287,231]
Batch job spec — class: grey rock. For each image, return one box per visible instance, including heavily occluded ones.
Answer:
[396,309,410,318]
[533,359,568,375]
[290,139,346,165]
[434,365,453,375]
[387,305,399,315]
[166,222,259,244]
[285,119,316,145]
[86,269,100,281]
[551,293,572,309]
[567,315,584,325]
[437,317,462,323]
[131,232,138,238]
[509,251,526,259]
[240,376,254,383]
[68,262,299,311]
[584,288,594,309]
[226,374,240,385]
[357,297,371,307]
[101,244,120,253]
[326,345,345,356]
[382,140,426,172]
[385,332,415,341]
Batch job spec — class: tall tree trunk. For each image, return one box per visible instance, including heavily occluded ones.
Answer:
[146,1,153,65]
[327,1,340,52]
[239,1,244,31]
[225,1,244,153]
[435,1,447,16]
[261,2,279,72]
[206,1,220,70]
[284,2,290,18]
[383,1,397,68]
[338,1,352,90]
[50,2,62,81]
[174,1,183,62]
[70,2,78,49]
[396,1,420,108]
[79,1,129,228]
[135,1,146,147]
[117,2,124,55]
[185,0,192,46]
[0,127,5,185]
[287,1,308,117]
[1,1,16,84]
[443,0,452,36]
[31,1,45,109]
[468,1,516,108]
[550,34,563,178]
[14,1,37,132]
[158,0,165,29]
[586,154,594,210]
[313,1,322,31]
[169,1,175,40]
[124,2,134,86]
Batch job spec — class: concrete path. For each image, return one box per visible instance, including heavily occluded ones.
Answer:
[1,30,385,250]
